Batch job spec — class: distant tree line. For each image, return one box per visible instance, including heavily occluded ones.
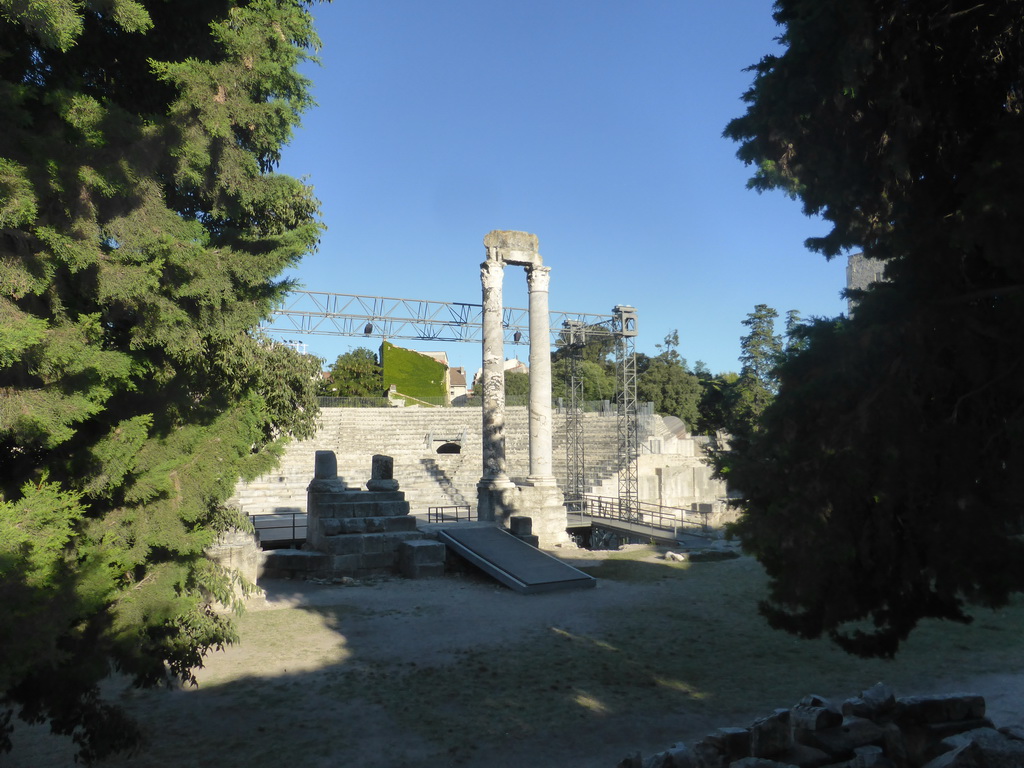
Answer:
[318,305,799,437]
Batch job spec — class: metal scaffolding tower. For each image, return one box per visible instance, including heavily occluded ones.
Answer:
[613,305,640,519]
[561,320,587,508]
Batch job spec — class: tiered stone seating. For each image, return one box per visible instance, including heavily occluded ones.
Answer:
[229,406,644,518]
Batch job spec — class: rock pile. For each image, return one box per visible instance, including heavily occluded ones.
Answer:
[618,683,1024,768]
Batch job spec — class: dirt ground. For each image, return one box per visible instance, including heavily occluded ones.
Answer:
[7,545,1024,768]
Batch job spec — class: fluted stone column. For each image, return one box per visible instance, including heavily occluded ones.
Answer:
[525,265,555,486]
[477,251,514,522]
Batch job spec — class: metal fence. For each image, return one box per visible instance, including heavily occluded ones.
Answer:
[318,395,647,412]
[427,505,474,523]
[249,512,307,547]
[318,396,390,408]
[565,495,709,535]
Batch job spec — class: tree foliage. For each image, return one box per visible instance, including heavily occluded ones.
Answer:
[727,304,784,434]
[552,323,617,403]
[0,0,323,758]
[722,0,1024,656]
[694,371,739,436]
[503,369,531,398]
[321,347,383,397]
[637,331,702,428]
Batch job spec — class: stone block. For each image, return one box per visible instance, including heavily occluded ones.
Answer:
[881,721,911,768]
[775,742,831,767]
[937,727,1024,767]
[259,549,327,578]
[710,727,751,760]
[750,709,792,759]
[321,518,342,536]
[364,517,387,533]
[791,702,843,731]
[314,449,337,479]
[384,531,424,547]
[313,501,357,518]
[796,716,885,760]
[895,695,986,726]
[843,683,897,720]
[901,724,947,767]
[360,533,385,554]
[642,744,695,767]
[509,515,533,536]
[359,551,395,570]
[400,539,444,563]
[205,530,260,589]
[330,554,361,573]
[384,516,417,532]
[366,454,400,492]
[344,500,410,518]
[339,518,366,534]
[927,719,996,741]
[399,541,445,579]
[323,535,361,555]
[691,738,727,767]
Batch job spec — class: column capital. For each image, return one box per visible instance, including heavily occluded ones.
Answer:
[480,257,505,289]
[527,264,551,293]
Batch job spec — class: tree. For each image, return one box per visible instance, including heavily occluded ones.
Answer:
[728,305,783,434]
[551,358,616,402]
[722,0,1024,656]
[322,348,383,397]
[551,323,617,403]
[694,371,738,436]
[504,369,531,398]
[637,331,702,428]
[0,1,323,758]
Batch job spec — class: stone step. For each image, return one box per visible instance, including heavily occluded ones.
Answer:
[320,515,418,535]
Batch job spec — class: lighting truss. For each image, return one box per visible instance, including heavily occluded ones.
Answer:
[262,290,619,345]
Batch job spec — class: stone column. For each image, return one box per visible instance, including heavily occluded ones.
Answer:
[516,262,568,546]
[477,253,514,521]
[525,265,556,486]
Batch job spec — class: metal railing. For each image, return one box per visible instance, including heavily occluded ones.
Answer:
[317,395,650,412]
[427,505,474,523]
[318,396,390,408]
[565,495,709,536]
[249,512,307,548]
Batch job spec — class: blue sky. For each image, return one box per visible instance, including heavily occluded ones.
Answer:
[276,0,848,377]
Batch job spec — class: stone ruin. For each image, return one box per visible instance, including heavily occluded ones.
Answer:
[616,683,1024,768]
[265,450,445,579]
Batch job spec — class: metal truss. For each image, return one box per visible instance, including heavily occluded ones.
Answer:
[614,306,640,519]
[262,290,639,515]
[262,290,618,345]
[562,320,587,507]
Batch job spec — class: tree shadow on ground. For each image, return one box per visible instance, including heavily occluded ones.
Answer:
[10,556,1024,768]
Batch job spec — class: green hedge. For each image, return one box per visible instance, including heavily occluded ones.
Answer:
[381,342,448,400]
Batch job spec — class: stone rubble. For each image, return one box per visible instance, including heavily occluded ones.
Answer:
[617,684,1024,768]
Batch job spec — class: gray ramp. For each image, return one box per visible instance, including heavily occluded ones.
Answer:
[437,527,596,594]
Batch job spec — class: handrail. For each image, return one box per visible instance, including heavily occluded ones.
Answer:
[565,495,709,536]
[249,512,307,547]
[427,505,474,523]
